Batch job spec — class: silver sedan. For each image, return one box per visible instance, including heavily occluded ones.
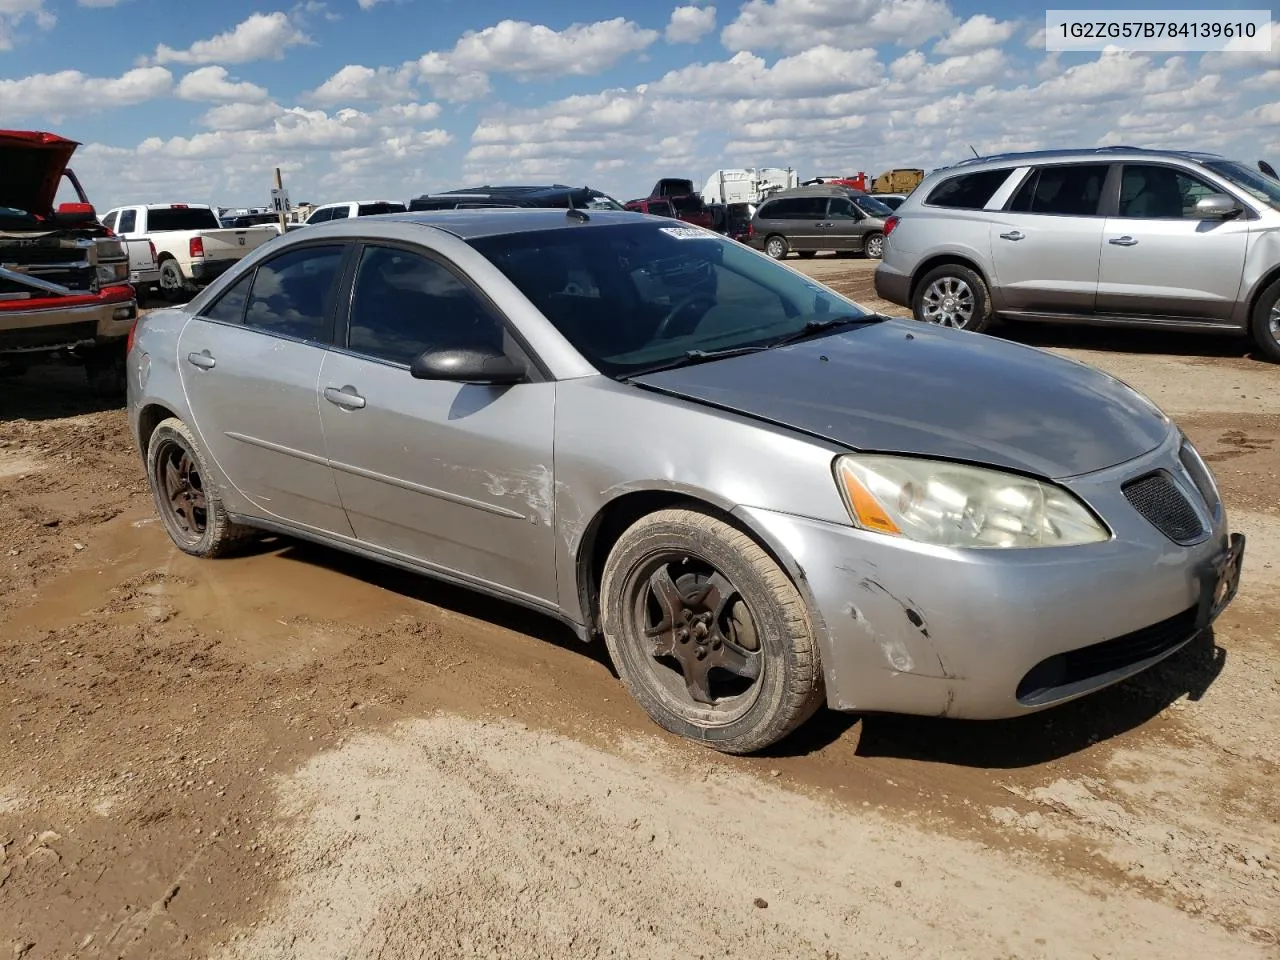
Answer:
[126,209,1244,754]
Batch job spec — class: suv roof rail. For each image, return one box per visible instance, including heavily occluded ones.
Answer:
[953,145,1226,167]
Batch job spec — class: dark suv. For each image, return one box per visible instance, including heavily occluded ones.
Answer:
[408,185,624,211]
[749,186,887,260]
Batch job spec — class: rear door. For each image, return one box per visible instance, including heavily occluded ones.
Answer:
[177,243,354,535]
[822,196,862,252]
[1096,163,1250,322]
[987,163,1110,314]
[317,242,558,602]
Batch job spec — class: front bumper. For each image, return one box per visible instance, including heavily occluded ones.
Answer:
[872,261,910,306]
[0,285,137,355]
[737,431,1242,719]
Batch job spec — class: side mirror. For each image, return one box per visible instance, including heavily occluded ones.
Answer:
[409,346,525,384]
[1195,193,1241,220]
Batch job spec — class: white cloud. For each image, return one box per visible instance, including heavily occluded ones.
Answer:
[150,11,310,65]
[410,17,659,100]
[0,0,54,50]
[200,101,286,131]
[176,66,270,103]
[357,0,383,7]
[650,46,882,98]
[721,0,955,53]
[78,0,126,6]
[308,63,416,103]
[1200,23,1280,71]
[934,14,1016,55]
[0,66,172,122]
[666,5,716,44]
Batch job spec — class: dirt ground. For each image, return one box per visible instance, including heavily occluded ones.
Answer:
[1,258,1278,959]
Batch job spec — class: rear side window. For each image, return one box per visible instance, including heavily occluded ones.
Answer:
[118,209,137,233]
[1008,164,1109,216]
[925,169,1014,209]
[243,245,345,342]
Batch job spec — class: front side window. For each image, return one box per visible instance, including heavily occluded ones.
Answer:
[243,245,345,342]
[1008,164,1109,216]
[328,206,350,220]
[1117,165,1221,219]
[345,246,505,365]
[469,222,868,378]
[926,169,1015,209]
[200,270,253,325]
[826,197,861,220]
[306,207,332,224]
[101,211,119,231]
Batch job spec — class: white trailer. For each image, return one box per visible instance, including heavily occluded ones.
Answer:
[700,167,798,206]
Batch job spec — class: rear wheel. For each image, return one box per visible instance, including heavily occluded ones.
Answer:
[764,235,789,260]
[146,417,254,558]
[863,232,885,259]
[912,263,992,333]
[1248,278,1280,363]
[157,259,187,302]
[600,508,824,754]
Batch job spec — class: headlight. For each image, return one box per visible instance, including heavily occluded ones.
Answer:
[97,261,130,284]
[834,454,1110,548]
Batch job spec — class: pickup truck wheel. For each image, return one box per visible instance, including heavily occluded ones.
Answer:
[1248,278,1280,364]
[146,417,255,558]
[84,343,126,400]
[157,259,187,302]
[600,508,824,754]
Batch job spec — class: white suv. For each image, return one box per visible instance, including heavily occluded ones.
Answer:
[874,148,1280,361]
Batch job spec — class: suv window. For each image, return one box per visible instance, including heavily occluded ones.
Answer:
[306,207,331,224]
[244,245,345,342]
[1008,164,1109,216]
[117,209,137,233]
[1118,165,1219,219]
[346,246,505,365]
[201,270,253,325]
[356,202,406,217]
[925,169,1014,209]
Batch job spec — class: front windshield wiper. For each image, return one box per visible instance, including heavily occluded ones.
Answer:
[621,344,771,378]
[768,313,888,348]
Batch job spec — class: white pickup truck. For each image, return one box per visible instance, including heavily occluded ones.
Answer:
[100,203,277,300]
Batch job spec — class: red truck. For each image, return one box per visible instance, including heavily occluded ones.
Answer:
[1,130,138,396]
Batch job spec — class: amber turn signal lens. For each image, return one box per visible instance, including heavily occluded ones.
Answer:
[835,460,902,536]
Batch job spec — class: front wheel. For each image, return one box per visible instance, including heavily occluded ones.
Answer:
[1248,278,1280,363]
[764,235,789,260]
[600,508,824,754]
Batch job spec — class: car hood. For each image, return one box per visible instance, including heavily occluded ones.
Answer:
[0,130,78,215]
[630,319,1171,479]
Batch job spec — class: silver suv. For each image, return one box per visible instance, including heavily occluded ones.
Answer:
[874,148,1280,361]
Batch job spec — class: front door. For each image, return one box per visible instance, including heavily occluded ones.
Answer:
[176,243,354,536]
[1096,163,1250,322]
[317,243,558,605]
[986,163,1110,314]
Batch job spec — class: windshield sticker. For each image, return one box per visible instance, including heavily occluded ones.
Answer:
[659,226,711,240]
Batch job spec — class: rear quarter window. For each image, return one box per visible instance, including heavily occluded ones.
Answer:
[925,169,1016,209]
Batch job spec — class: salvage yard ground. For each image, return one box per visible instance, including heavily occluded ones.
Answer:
[1,257,1278,959]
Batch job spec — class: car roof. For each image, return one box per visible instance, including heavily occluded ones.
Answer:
[762,186,855,199]
[945,146,1227,173]
[316,199,404,207]
[352,207,646,239]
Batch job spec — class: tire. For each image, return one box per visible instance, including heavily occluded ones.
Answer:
[600,507,824,754]
[157,259,187,302]
[764,235,789,260]
[1248,278,1280,363]
[863,232,885,259]
[84,342,127,400]
[145,417,254,558]
[911,262,993,333]
[798,251,816,259]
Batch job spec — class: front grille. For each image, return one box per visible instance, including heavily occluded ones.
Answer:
[1123,470,1204,544]
[1017,604,1199,705]
[0,238,94,266]
[0,320,98,351]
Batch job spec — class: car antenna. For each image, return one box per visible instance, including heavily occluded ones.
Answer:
[566,208,590,222]
[968,144,980,158]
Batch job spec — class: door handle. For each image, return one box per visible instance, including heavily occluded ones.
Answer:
[1109,236,1139,246]
[323,385,366,410]
[186,350,216,370]
[998,230,1025,241]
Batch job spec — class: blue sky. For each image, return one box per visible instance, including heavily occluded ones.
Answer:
[1,0,1276,210]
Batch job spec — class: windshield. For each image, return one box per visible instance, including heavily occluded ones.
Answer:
[855,196,895,218]
[1205,160,1280,211]
[468,221,870,377]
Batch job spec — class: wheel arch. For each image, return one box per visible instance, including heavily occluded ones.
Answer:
[1247,264,1280,320]
[573,488,827,647]
[136,402,180,458]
